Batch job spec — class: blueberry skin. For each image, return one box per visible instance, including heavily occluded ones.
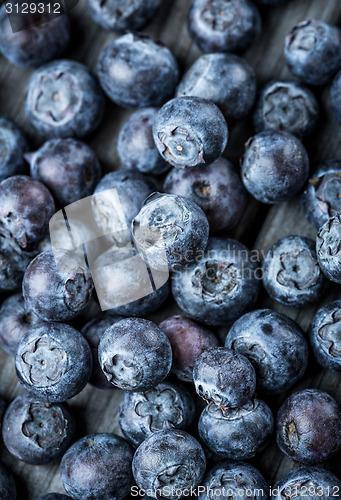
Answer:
[0,1,70,67]
[23,249,93,322]
[262,236,327,306]
[159,315,220,382]
[171,238,260,326]
[98,317,172,391]
[253,81,319,138]
[316,214,341,284]
[284,20,341,86]
[87,0,162,32]
[0,237,36,292]
[2,394,75,465]
[29,138,101,208]
[37,495,71,500]
[15,322,92,402]
[109,281,169,317]
[163,157,248,233]
[225,309,308,395]
[97,33,179,108]
[198,399,274,460]
[0,175,55,251]
[187,0,261,54]
[0,463,16,500]
[330,70,341,125]
[0,293,42,355]
[176,53,256,122]
[273,467,341,499]
[309,300,341,372]
[132,192,209,271]
[193,347,256,409]
[153,96,228,169]
[132,429,206,499]
[25,60,105,139]
[241,130,309,204]
[276,389,341,465]
[118,381,196,446]
[199,461,268,500]
[60,433,134,500]
[117,108,169,176]
[0,117,28,180]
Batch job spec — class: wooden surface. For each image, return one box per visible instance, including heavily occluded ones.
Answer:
[1,0,341,498]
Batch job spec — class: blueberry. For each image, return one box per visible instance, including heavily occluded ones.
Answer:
[118,381,196,446]
[2,394,75,465]
[262,236,327,306]
[98,317,172,391]
[193,347,256,409]
[273,467,341,499]
[284,19,341,86]
[97,33,179,108]
[0,0,70,67]
[153,96,228,169]
[23,249,93,322]
[187,0,261,54]
[0,293,42,355]
[15,322,92,402]
[132,429,206,498]
[25,60,105,138]
[0,463,16,500]
[225,309,308,395]
[28,138,102,208]
[132,192,209,271]
[276,389,341,465]
[199,461,268,500]
[241,130,309,204]
[171,237,260,326]
[36,495,71,500]
[159,315,220,382]
[0,117,28,180]
[60,433,134,500]
[87,0,162,31]
[316,213,341,283]
[0,237,36,292]
[0,175,55,251]
[198,398,274,460]
[117,108,170,176]
[176,53,256,122]
[253,81,319,138]
[330,70,341,126]
[163,158,248,233]
[309,300,341,372]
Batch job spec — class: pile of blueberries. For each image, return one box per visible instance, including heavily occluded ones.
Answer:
[0,0,341,498]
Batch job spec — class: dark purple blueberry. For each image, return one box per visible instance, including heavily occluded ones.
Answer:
[132,192,209,271]
[87,0,162,31]
[176,53,256,122]
[98,317,172,391]
[163,158,248,233]
[118,381,196,446]
[193,347,256,409]
[0,237,36,292]
[171,238,260,326]
[198,399,274,460]
[316,214,341,283]
[60,433,134,500]
[253,81,319,138]
[262,236,327,306]
[276,389,341,465]
[23,249,93,322]
[309,300,341,372]
[0,463,16,500]
[159,315,220,382]
[241,130,309,204]
[0,0,70,67]
[0,293,42,355]
[153,96,228,169]
[2,394,75,465]
[25,60,105,138]
[330,70,341,125]
[273,467,341,500]
[225,309,308,395]
[0,175,55,251]
[132,429,206,497]
[0,117,28,180]
[97,33,179,108]
[284,19,341,86]
[187,0,261,54]
[117,108,169,175]
[28,138,101,208]
[37,495,71,500]
[199,461,268,500]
